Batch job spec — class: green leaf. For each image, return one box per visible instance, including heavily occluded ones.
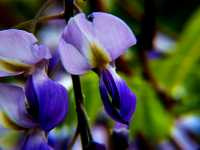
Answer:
[174,62,200,115]
[127,76,174,142]
[152,8,200,94]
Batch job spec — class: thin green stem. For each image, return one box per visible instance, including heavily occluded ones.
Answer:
[15,12,64,29]
[31,0,55,33]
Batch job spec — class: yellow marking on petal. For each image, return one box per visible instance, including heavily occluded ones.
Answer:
[0,59,31,74]
[0,112,25,130]
[89,43,110,69]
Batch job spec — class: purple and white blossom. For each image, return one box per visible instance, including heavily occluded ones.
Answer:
[0,29,51,77]
[0,66,68,149]
[58,12,137,124]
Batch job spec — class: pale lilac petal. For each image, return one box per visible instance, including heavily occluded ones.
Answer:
[92,12,136,60]
[0,29,37,64]
[62,13,93,57]
[62,13,112,63]
[21,130,53,150]
[60,12,136,72]
[0,83,36,129]
[0,29,51,76]
[99,67,136,124]
[29,66,68,132]
[58,38,91,75]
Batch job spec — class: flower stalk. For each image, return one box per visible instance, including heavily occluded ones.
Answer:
[72,75,93,148]
[64,0,93,149]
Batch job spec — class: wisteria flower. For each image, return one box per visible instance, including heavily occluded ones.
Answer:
[0,66,68,149]
[0,29,51,77]
[58,12,136,124]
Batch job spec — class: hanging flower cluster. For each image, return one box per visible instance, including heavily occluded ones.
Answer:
[0,12,136,149]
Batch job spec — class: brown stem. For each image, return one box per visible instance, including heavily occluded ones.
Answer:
[64,0,93,149]
[15,12,65,29]
[138,0,177,110]
[139,51,177,110]
[89,0,107,12]
[31,0,55,33]
[117,0,178,39]
[71,75,93,149]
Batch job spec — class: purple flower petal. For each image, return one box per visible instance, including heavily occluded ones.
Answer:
[60,12,136,73]
[21,130,53,150]
[64,12,136,61]
[0,29,37,63]
[0,29,51,64]
[26,66,68,132]
[92,12,136,60]
[58,38,91,74]
[99,76,128,124]
[25,76,39,122]
[0,83,36,129]
[31,44,51,62]
[99,67,136,124]
[62,13,93,57]
[0,29,51,76]
[48,49,60,75]
[61,13,112,68]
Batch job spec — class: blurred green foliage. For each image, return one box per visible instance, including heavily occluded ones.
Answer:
[128,76,174,142]
[151,8,200,115]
